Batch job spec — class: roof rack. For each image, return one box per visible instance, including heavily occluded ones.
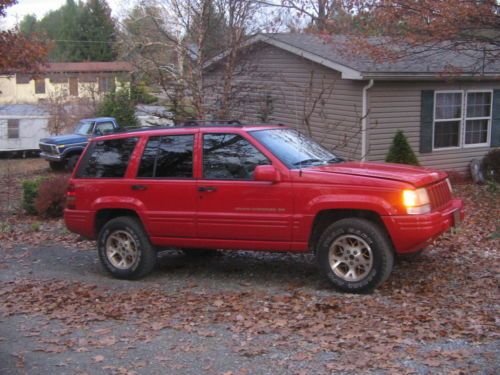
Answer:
[111,120,286,135]
[178,119,242,127]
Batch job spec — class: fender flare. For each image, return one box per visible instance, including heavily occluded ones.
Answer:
[61,146,86,159]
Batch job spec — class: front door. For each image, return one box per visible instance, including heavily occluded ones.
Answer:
[132,133,198,238]
[197,132,293,242]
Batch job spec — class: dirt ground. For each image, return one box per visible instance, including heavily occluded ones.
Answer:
[0,158,498,375]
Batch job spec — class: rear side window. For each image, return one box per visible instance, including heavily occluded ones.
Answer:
[137,135,194,178]
[76,137,138,178]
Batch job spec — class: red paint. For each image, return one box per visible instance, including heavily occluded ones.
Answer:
[64,125,464,255]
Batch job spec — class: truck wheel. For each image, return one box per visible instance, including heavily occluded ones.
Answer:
[316,218,394,293]
[49,161,65,171]
[66,154,80,172]
[98,216,157,280]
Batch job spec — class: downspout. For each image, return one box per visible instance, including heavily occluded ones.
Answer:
[361,79,374,162]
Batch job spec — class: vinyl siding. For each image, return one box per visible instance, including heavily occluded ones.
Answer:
[204,44,365,160]
[368,81,500,173]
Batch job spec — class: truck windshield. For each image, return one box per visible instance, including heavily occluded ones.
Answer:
[75,121,94,135]
[250,128,343,169]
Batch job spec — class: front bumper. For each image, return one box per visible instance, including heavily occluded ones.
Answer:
[382,198,464,253]
[40,152,62,162]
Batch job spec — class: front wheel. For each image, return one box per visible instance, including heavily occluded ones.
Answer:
[98,216,157,280]
[66,154,81,172]
[49,161,65,171]
[316,218,394,293]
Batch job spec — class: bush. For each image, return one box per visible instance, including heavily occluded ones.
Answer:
[22,178,44,215]
[130,81,157,104]
[385,130,420,166]
[34,175,69,218]
[481,149,500,183]
[97,87,139,128]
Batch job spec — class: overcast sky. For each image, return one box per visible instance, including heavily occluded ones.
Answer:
[3,0,135,28]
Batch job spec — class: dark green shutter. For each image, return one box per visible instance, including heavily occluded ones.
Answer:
[491,89,500,147]
[420,90,434,153]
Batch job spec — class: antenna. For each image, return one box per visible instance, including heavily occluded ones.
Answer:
[291,83,304,176]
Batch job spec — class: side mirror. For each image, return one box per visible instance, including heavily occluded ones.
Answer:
[254,165,281,183]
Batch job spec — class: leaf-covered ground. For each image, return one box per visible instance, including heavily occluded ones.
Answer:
[0,159,498,374]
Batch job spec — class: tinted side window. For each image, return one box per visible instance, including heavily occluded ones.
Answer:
[94,122,115,135]
[137,135,194,178]
[203,134,269,180]
[76,137,138,178]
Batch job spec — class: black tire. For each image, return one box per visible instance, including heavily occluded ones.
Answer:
[181,248,219,257]
[316,218,394,293]
[49,161,65,171]
[97,216,157,280]
[66,154,81,172]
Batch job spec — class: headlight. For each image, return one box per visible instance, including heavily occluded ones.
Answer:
[403,188,430,215]
[57,144,65,148]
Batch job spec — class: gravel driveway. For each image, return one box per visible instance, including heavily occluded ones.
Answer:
[1,240,498,375]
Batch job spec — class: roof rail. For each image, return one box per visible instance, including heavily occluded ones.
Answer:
[177,119,242,126]
[110,120,287,135]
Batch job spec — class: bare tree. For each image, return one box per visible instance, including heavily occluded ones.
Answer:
[42,87,97,135]
[118,0,264,123]
[273,68,376,160]
[256,0,354,32]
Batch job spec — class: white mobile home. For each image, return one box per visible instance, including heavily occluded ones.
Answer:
[0,104,50,153]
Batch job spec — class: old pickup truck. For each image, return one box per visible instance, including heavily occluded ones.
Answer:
[39,117,119,171]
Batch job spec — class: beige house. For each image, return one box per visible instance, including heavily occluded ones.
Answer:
[0,61,132,104]
[204,34,500,173]
[0,62,132,152]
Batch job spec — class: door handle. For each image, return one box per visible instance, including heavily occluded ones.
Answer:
[131,185,148,191]
[198,186,217,192]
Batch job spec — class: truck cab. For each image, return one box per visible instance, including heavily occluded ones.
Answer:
[39,117,119,171]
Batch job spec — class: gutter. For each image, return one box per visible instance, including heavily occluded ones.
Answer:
[361,79,374,161]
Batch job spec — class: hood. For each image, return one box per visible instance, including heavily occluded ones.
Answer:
[311,161,447,187]
[40,134,88,145]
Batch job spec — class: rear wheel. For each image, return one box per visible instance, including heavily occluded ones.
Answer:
[316,218,394,293]
[98,216,157,280]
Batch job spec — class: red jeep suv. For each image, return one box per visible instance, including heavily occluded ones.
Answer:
[64,123,463,293]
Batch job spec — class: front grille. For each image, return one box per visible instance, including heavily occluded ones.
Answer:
[40,143,56,154]
[427,180,452,210]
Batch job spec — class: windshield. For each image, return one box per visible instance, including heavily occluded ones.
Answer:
[75,121,94,135]
[250,128,343,169]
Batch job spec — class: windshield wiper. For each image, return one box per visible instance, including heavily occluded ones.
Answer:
[327,157,344,164]
[292,158,324,166]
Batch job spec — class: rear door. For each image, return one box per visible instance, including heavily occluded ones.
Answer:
[196,131,293,242]
[130,131,198,238]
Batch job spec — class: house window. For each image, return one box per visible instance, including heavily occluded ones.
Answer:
[8,119,20,139]
[69,77,79,96]
[433,90,492,149]
[434,92,462,149]
[35,78,45,94]
[464,91,491,146]
[99,76,115,93]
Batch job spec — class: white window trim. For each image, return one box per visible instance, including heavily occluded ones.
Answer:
[432,90,463,151]
[463,89,493,148]
[7,118,20,139]
[432,89,493,151]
